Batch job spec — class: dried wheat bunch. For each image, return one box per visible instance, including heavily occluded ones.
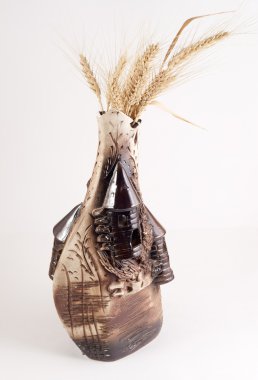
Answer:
[79,12,236,122]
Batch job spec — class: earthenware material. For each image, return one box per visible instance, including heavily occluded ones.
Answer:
[49,110,174,361]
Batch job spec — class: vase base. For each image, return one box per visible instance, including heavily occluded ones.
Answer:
[73,318,162,361]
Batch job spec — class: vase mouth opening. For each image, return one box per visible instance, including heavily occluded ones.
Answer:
[97,109,141,129]
[98,108,141,124]
[98,109,132,121]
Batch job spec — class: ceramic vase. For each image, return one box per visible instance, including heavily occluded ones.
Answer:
[49,110,174,361]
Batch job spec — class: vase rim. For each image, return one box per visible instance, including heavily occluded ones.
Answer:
[97,109,134,124]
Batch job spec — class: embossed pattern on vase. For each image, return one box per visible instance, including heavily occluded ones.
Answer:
[50,110,174,361]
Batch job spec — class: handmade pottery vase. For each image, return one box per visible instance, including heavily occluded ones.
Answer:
[49,110,174,361]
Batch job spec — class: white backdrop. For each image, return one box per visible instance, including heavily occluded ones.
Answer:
[0,0,258,379]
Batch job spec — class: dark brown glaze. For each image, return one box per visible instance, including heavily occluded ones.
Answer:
[49,204,82,279]
[145,207,174,284]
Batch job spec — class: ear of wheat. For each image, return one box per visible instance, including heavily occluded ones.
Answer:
[79,12,234,121]
[80,54,103,110]
[106,54,127,111]
[122,43,160,115]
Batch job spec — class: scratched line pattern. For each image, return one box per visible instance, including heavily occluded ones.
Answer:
[54,282,109,328]
[77,283,162,360]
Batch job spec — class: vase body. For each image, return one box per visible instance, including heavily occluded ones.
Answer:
[49,110,174,361]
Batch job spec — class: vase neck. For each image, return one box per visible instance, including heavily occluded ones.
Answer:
[97,110,138,163]
[84,111,141,207]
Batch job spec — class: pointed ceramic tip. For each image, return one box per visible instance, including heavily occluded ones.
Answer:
[102,161,141,210]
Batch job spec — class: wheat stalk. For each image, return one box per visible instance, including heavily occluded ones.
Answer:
[106,54,127,110]
[161,11,231,66]
[130,31,230,120]
[167,31,229,71]
[122,43,160,115]
[131,69,176,120]
[79,13,233,121]
[80,54,103,110]
[128,44,160,109]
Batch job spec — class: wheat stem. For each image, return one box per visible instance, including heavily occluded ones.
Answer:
[123,44,160,115]
[131,31,229,120]
[79,17,232,121]
[131,69,176,120]
[106,54,127,110]
[162,11,233,66]
[167,31,229,71]
[80,54,103,110]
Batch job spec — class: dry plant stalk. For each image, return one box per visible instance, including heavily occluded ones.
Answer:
[131,70,176,120]
[132,31,230,120]
[106,54,127,111]
[122,43,160,115]
[161,11,230,66]
[79,13,233,121]
[166,31,229,71]
[80,54,103,110]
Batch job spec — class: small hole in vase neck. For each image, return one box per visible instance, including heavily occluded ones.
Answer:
[130,119,141,129]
